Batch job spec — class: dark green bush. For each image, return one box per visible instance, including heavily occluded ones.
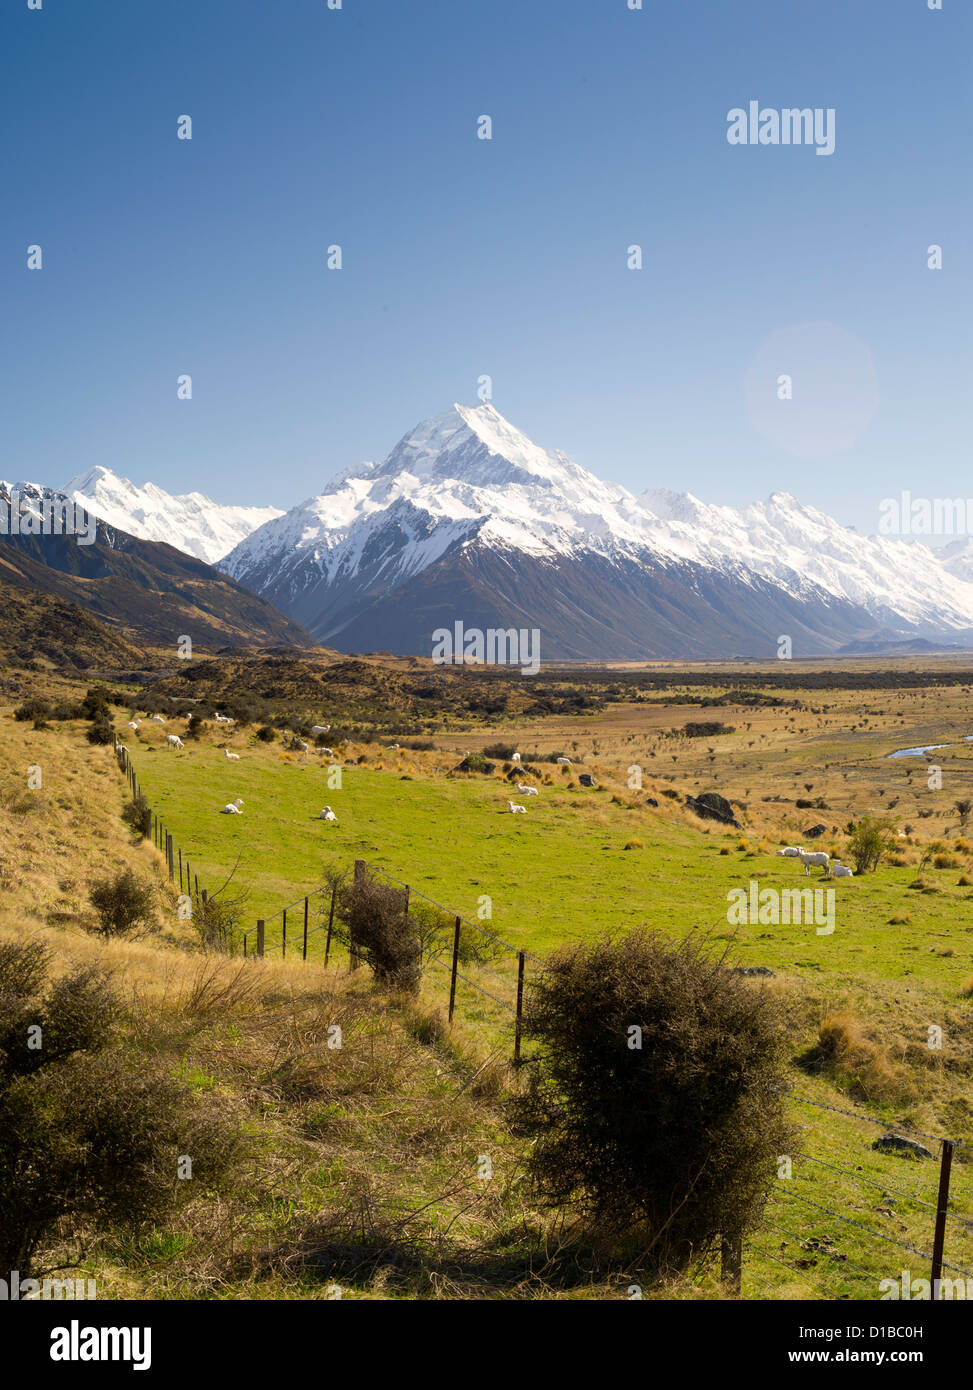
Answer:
[88,870,156,938]
[510,930,792,1269]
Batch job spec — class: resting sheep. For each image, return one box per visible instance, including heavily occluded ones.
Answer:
[797,848,830,876]
[220,798,244,814]
[127,720,140,730]
[776,846,801,858]
[152,715,166,723]
[320,747,335,758]
[511,752,521,762]
[319,806,337,822]
[830,862,854,878]
[224,749,240,760]
[166,734,185,750]
[507,801,527,814]
[516,783,539,796]
[556,756,571,765]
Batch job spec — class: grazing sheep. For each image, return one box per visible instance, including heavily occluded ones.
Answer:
[320,747,335,758]
[166,734,185,750]
[797,848,830,876]
[220,798,244,814]
[296,740,309,753]
[507,801,527,814]
[311,724,331,735]
[224,749,240,760]
[556,756,571,765]
[516,783,539,796]
[152,715,166,723]
[830,862,854,878]
[319,806,337,822]
[776,847,801,858]
[511,752,521,762]
[127,720,140,730]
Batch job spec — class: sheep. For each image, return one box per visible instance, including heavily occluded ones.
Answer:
[220,798,244,814]
[311,724,330,735]
[319,806,337,822]
[166,734,185,750]
[776,847,801,858]
[507,801,527,814]
[152,714,166,723]
[214,713,235,724]
[320,747,335,758]
[797,848,830,876]
[516,783,539,796]
[127,720,140,730]
[296,740,309,753]
[556,756,571,765]
[224,749,240,760]
[511,752,521,762]
[830,861,854,878]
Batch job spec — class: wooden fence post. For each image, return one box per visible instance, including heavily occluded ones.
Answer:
[513,951,525,1064]
[256,920,265,959]
[325,882,337,965]
[931,1139,955,1299]
[178,848,183,892]
[302,897,309,961]
[448,916,461,1023]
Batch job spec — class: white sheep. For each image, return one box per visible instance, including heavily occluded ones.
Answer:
[516,783,539,796]
[127,720,140,730]
[830,861,854,878]
[511,752,521,762]
[320,747,335,758]
[224,749,240,760]
[507,801,527,814]
[797,848,830,876]
[319,806,337,822]
[776,847,801,858]
[311,724,330,735]
[214,712,235,724]
[166,734,185,750]
[152,714,166,723]
[296,740,309,752]
[220,798,244,814]
[556,756,571,765]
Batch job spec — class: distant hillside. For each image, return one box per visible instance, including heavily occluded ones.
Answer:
[0,579,144,671]
[0,490,313,650]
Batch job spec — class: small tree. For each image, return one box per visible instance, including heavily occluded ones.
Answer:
[122,794,152,839]
[846,815,899,874]
[510,930,793,1269]
[88,870,156,938]
[956,799,972,830]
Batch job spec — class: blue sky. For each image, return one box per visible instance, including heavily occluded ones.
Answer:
[2,0,969,538]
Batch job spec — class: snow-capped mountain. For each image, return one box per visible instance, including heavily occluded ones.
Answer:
[219,403,973,659]
[61,466,282,565]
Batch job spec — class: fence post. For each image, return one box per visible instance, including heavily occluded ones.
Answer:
[448,916,461,1023]
[167,834,174,881]
[178,848,183,893]
[930,1139,955,1299]
[513,951,525,1064]
[721,1234,742,1295]
[351,860,366,970]
[282,909,287,959]
[325,882,337,965]
[256,919,265,959]
[302,897,309,961]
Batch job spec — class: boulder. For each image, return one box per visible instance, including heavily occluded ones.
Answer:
[873,1133,934,1161]
[731,966,776,978]
[686,792,740,828]
[578,773,596,788]
[803,823,828,839]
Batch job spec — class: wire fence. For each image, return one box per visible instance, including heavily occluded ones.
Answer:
[113,734,973,1302]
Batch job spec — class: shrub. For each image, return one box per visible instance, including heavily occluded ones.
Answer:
[14,699,51,723]
[86,717,114,746]
[847,814,899,874]
[255,726,276,743]
[509,931,792,1267]
[122,794,152,839]
[623,839,644,850]
[331,870,423,993]
[0,943,239,1278]
[88,870,156,938]
[808,1012,911,1104]
[186,713,206,740]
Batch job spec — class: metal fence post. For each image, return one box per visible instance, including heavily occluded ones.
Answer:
[448,916,461,1023]
[931,1139,955,1298]
[513,951,525,1064]
[282,909,287,959]
[303,897,309,961]
[256,919,265,959]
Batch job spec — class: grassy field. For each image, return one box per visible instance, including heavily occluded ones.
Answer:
[4,663,973,1299]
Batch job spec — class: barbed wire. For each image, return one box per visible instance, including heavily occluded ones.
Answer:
[775,1088,967,1150]
[776,1188,973,1277]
